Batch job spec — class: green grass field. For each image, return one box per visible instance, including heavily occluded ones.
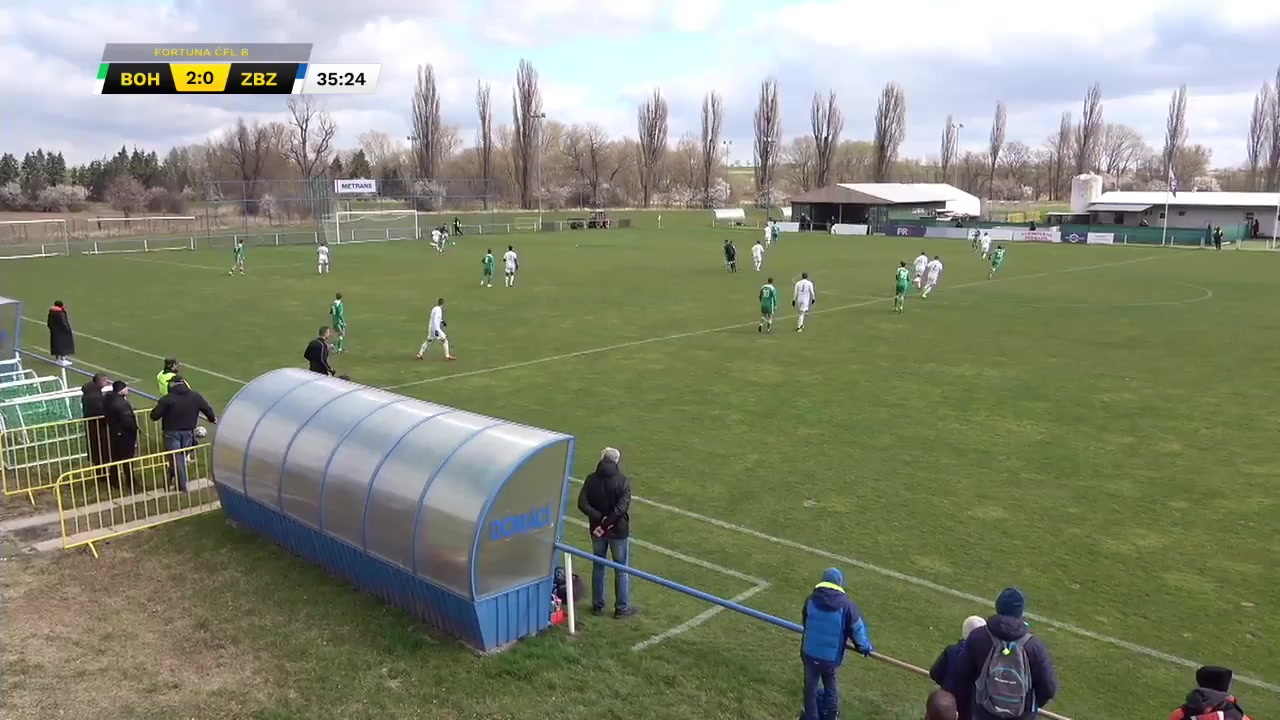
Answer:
[1,212,1277,720]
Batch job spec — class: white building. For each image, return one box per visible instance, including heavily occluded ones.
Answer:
[788,183,981,227]
[1088,191,1280,235]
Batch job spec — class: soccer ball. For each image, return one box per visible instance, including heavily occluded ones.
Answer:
[194,426,208,439]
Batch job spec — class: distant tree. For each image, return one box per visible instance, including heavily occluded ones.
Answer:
[0,153,17,186]
[1098,124,1146,188]
[810,90,842,188]
[511,59,543,209]
[1162,84,1188,182]
[1073,83,1104,174]
[699,91,724,208]
[328,156,344,177]
[1246,82,1271,191]
[1000,140,1033,190]
[286,95,338,179]
[475,81,495,208]
[1051,111,1073,199]
[939,116,959,184]
[636,88,669,208]
[872,82,907,182]
[785,137,819,191]
[347,149,372,177]
[105,174,147,215]
[45,151,67,187]
[987,101,1007,206]
[20,151,48,198]
[1268,66,1280,191]
[753,78,783,206]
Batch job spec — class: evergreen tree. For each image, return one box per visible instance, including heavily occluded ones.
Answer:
[348,149,372,177]
[0,153,18,185]
[86,160,112,201]
[329,156,344,176]
[20,151,48,197]
[46,151,67,186]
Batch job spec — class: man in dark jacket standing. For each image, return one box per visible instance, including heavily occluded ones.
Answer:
[150,376,217,492]
[576,446,636,618]
[304,327,335,375]
[46,300,74,367]
[947,588,1058,720]
[79,373,112,470]
[102,380,138,489]
[930,616,986,720]
[800,567,874,720]
[1169,666,1252,720]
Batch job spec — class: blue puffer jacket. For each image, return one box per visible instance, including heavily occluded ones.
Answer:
[800,570,872,668]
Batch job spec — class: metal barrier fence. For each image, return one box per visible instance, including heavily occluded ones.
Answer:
[54,443,219,558]
[0,408,161,501]
[556,543,1073,720]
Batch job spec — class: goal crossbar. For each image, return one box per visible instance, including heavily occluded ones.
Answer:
[0,219,70,260]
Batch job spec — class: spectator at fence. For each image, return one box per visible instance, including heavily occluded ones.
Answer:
[156,357,180,395]
[799,567,874,720]
[1169,666,1253,720]
[947,588,1058,720]
[46,300,75,367]
[926,690,959,720]
[79,373,112,470]
[576,446,636,618]
[930,616,986,720]
[103,380,138,489]
[150,376,217,492]
[304,327,335,375]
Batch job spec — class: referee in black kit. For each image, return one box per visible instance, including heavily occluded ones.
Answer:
[304,326,335,375]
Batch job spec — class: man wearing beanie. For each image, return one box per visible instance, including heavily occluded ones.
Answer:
[946,587,1058,720]
[930,616,986,720]
[1169,666,1252,720]
[799,568,874,720]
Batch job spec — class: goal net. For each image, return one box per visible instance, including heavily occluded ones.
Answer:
[0,219,69,260]
[324,210,421,246]
[91,216,197,238]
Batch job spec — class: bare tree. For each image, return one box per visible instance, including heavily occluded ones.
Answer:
[474,81,495,208]
[1073,83,1104,174]
[1173,144,1212,188]
[1162,84,1188,182]
[410,64,445,181]
[987,101,1007,206]
[1050,111,1073,200]
[285,96,337,180]
[699,91,724,208]
[1247,83,1272,191]
[636,88,669,208]
[511,59,543,210]
[940,115,959,184]
[753,78,783,205]
[872,82,907,182]
[223,118,276,204]
[810,90,843,187]
[1099,124,1146,188]
[1269,66,1280,191]
[785,137,819,191]
[560,124,630,207]
[1000,141,1033,190]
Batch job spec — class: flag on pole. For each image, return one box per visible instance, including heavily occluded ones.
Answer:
[1169,170,1179,197]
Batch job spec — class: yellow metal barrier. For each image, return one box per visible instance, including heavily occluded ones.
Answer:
[0,409,161,502]
[54,443,220,557]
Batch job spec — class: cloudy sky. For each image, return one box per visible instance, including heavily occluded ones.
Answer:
[2,0,1277,167]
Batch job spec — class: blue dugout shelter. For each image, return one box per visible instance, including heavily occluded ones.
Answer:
[211,368,575,653]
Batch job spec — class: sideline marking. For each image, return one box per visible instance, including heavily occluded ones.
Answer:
[18,317,247,386]
[384,254,1163,390]
[567,516,770,651]
[567,479,1279,693]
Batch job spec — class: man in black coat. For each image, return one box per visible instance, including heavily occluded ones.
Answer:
[304,327,335,375]
[576,446,636,618]
[149,376,217,491]
[46,300,75,367]
[946,588,1058,720]
[102,380,138,489]
[79,373,112,470]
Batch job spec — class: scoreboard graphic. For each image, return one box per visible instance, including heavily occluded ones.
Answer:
[94,43,379,95]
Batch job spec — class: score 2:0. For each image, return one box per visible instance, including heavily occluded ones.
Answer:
[185,69,215,84]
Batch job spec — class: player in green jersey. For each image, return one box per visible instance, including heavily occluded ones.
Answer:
[329,292,346,353]
[229,238,246,275]
[893,261,911,313]
[481,249,496,287]
[724,239,737,272]
[989,245,1006,279]
[758,277,778,333]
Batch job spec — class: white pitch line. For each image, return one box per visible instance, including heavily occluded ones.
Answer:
[384,254,1164,391]
[567,479,1279,693]
[19,316,248,386]
[567,516,771,651]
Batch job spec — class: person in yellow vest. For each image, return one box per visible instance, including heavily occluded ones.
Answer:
[157,358,180,395]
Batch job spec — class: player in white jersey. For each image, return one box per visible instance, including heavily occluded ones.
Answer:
[751,240,765,271]
[912,251,929,288]
[430,228,443,252]
[979,231,992,258]
[502,245,519,287]
[317,242,330,274]
[763,223,773,247]
[921,256,943,298]
[793,272,816,332]
[415,298,456,361]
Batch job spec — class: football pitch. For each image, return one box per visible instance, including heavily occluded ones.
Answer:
[1,217,1277,719]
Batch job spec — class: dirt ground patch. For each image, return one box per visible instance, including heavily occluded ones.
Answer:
[1,546,271,719]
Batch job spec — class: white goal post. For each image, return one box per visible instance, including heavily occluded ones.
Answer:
[0,219,70,259]
[327,210,422,245]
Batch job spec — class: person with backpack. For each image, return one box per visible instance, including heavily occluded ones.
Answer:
[946,588,1058,720]
[930,616,987,720]
[799,568,874,720]
[1169,666,1253,720]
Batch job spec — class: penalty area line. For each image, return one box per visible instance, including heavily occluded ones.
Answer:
[384,253,1164,391]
